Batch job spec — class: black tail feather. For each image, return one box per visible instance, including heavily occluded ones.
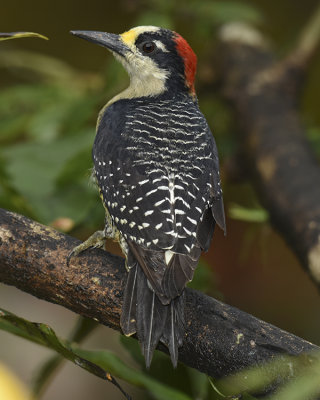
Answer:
[162,249,200,300]
[211,196,226,235]
[160,293,185,368]
[120,262,185,368]
[136,265,168,368]
[197,207,216,251]
[120,262,138,336]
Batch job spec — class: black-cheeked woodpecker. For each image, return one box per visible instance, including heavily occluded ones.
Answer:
[69,26,226,368]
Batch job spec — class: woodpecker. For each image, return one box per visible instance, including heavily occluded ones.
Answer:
[70,26,226,368]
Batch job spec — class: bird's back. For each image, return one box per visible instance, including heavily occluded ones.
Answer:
[94,93,221,254]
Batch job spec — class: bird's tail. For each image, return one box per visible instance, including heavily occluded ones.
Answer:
[120,262,185,368]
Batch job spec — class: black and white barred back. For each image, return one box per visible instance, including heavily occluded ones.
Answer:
[93,93,225,366]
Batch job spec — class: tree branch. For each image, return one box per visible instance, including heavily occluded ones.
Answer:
[217,16,320,288]
[0,208,317,391]
[289,3,320,68]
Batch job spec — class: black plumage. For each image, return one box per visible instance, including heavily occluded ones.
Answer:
[94,94,225,366]
[71,26,226,367]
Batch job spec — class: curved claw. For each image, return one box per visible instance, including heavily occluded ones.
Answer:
[66,249,75,267]
[66,230,107,267]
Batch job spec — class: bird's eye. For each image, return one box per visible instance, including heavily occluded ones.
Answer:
[142,42,156,54]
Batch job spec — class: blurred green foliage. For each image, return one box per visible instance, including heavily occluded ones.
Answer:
[0,308,131,398]
[0,52,127,230]
[1,308,192,400]
[1,0,320,399]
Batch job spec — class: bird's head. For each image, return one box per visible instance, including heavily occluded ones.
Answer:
[71,26,197,99]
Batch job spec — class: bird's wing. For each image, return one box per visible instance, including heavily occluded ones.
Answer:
[93,103,224,301]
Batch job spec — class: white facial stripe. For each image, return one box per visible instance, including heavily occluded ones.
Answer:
[153,40,169,52]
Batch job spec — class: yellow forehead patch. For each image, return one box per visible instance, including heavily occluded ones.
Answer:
[120,29,138,46]
[120,26,160,46]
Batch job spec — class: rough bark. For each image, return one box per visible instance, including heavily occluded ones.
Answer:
[0,208,317,390]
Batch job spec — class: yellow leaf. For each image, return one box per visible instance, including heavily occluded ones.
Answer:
[0,363,31,400]
[0,32,48,41]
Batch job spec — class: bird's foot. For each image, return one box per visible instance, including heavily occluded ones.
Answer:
[67,230,107,266]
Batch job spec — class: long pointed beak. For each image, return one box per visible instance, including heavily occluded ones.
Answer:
[70,30,130,56]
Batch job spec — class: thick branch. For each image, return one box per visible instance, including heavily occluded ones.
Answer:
[217,21,320,287]
[0,208,317,390]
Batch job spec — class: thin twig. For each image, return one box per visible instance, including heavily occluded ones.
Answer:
[289,2,320,67]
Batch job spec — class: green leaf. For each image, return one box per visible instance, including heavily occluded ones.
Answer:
[28,100,74,142]
[75,348,193,400]
[45,183,99,225]
[32,356,63,398]
[267,364,320,400]
[208,376,228,398]
[0,153,35,217]
[55,148,93,187]
[58,94,101,137]
[0,113,29,144]
[120,335,146,368]
[33,317,99,397]
[0,308,191,400]
[188,369,209,399]
[0,308,130,399]
[228,204,269,223]
[0,32,48,41]
[1,130,94,222]
[0,85,74,144]
[120,336,196,398]
[217,352,320,399]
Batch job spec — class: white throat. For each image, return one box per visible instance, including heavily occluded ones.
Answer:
[105,51,168,107]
